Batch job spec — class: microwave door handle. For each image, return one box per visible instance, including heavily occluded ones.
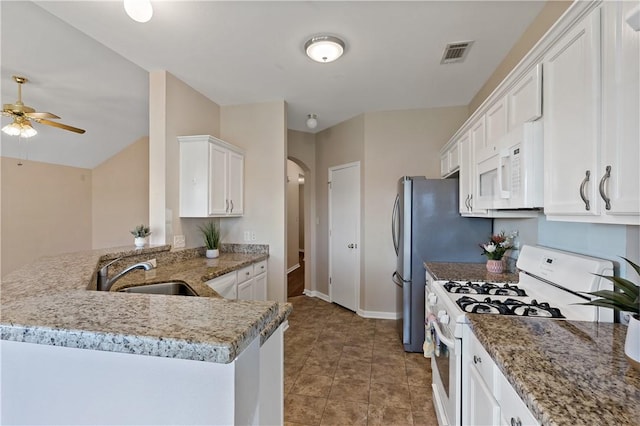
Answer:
[392,194,400,256]
[498,149,511,199]
[430,320,456,349]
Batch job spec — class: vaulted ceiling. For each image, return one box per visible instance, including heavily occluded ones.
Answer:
[1,1,545,168]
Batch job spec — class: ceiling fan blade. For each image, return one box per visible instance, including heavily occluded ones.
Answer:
[36,118,86,134]
[25,111,61,119]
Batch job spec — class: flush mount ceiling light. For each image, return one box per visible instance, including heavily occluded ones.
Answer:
[124,0,153,23]
[306,114,318,129]
[305,35,345,63]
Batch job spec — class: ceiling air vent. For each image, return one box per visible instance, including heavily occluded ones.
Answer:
[440,41,474,65]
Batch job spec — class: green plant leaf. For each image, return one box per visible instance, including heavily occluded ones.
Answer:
[622,257,640,277]
[586,290,634,305]
[595,274,640,300]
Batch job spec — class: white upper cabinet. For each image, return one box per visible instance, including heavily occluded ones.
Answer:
[599,0,640,222]
[544,3,639,224]
[543,7,602,217]
[507,64,542,129]
[486,98,508,147]
[440,141,460,178]
[179,135,245,218]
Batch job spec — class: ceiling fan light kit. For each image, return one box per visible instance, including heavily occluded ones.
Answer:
[124,0,153,23]
[1,75,86,137]
[305,35,345,63]
[2,119,37,138]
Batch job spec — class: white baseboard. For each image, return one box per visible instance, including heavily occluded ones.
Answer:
[287,264,300,274]
[357,309,401,320]
[300,291,399,319]
[302,289,330,303]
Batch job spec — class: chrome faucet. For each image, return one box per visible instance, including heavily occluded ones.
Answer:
[97,258,154,291]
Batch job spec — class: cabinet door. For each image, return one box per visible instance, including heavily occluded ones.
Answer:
[601,1,640,220]
[486,98,508,146]
[458,133,472,214]
[237,279,254,301]
[209,144,229,215]
[228,151,244,215]
[254,273,267,301]
[543,8,601,216]
[179,140,210,217]
[468,365,501,426]
[471,116,492,163]
[508,64,542,129]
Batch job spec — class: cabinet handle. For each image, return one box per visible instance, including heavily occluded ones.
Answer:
[598,166,611,210]
[464,194,470,210]
[230,200,234,213]
[226,199,229,213]
[510,417,522,426]
[468,194,473,210]
[579,170,591,211]
[473,355,481,364]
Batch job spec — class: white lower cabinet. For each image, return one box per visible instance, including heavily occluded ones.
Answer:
[208,260,268,301]
[463,325,538,426]
[253,260,268,301]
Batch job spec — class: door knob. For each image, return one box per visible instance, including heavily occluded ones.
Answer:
[347,243,354,248]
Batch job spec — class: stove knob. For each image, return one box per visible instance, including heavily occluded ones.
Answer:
[427,293,437,306]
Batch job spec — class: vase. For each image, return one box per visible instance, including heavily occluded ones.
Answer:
[134,237,146,248]
[206,249,220,259]
[625,315,640,372]
[486,259,504,274]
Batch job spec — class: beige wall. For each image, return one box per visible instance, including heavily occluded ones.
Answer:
[468,0,572,114]
[286,159,303,270]
[362,107,468,314]
[220,101,287,302]
[288,129,317,293]
[1,157,92,276]
[148,71,221,248]
[315,115,365,298]
[92,137,149,249]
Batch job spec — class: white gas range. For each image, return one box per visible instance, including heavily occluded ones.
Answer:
[425,245,614,426]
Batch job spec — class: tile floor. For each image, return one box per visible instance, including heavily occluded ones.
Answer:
[284,295,439,426]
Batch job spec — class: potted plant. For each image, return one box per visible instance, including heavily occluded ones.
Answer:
[581,257,640,371]
[130,224,151,248]
[479,231,512,273]
[199,221,220,258]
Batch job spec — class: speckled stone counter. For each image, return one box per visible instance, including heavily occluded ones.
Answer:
[468,315,640,426]
[1,245,291,364]
[425,261,519,283]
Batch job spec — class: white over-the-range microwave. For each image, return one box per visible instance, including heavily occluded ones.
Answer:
[475,120,543,210]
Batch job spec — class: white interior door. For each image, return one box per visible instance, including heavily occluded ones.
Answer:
[329,162,360,312]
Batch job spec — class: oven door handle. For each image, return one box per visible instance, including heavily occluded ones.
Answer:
[430,320,456,350]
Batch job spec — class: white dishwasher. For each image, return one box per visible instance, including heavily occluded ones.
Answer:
[206,272,237,300]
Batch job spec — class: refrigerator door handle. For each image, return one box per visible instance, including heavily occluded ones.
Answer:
[392,271,402,287]
[392,194,400,256]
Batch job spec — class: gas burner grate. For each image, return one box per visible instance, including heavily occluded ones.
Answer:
[456,296,565,318]
[444,281,528,297]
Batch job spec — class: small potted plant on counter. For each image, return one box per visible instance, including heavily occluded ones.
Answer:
[131,224,151,248]
[199,221,220,258]
[479,231,512,274]
[581,258,640,371]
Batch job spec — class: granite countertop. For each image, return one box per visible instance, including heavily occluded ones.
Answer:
[1,244,292,364]
[425,261,519,283]
[468,315,640,426]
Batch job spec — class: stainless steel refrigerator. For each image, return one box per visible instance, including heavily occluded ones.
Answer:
[392,176,492,352]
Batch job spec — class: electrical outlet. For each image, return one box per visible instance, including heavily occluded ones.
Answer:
[244,231,251,241]
[146,258,157,268]
[173,235,185,248]
[251,231,257,241]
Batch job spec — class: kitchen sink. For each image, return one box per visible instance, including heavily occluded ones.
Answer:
[117,282,198,296]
